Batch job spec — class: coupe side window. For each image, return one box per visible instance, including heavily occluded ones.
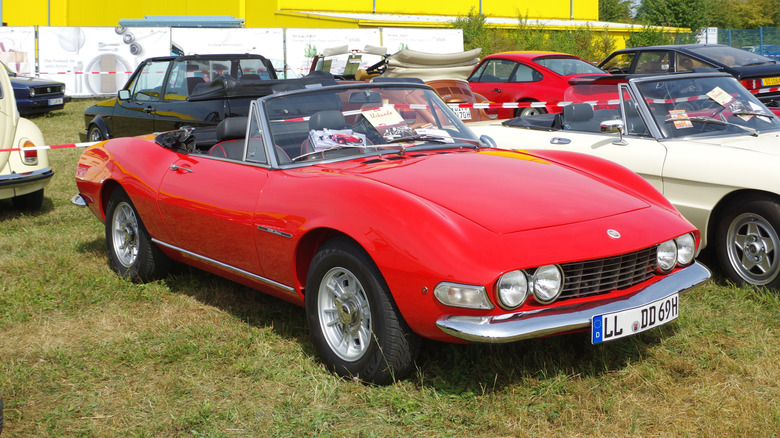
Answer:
[128,60,169,102]
[472,59,516,83]
[635,52,672,74]
[510,64,542,83]
[676,54,713,72]
[601,53,635,74]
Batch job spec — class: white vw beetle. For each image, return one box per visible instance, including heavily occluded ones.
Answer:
[470,72,780,288]
[0,59,52,210]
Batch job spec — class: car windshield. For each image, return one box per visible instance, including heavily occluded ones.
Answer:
[635,75,780,138]
[534,56,605,75]
[261,84,479,164]
[688,46,777,67]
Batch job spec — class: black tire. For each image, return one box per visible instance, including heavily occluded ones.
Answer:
[305,237,421,384]
[515,105,547,118]
[11,189,44,210]
[88,125,105,142]
[105,188,170,282]
[715,194,780,288]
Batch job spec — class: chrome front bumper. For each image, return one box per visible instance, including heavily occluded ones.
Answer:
[436,261,711,343]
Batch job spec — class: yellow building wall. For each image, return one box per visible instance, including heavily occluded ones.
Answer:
[3,0,598,27]
[273,0,597,22]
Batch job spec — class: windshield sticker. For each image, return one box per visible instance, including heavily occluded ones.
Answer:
[668,110,693,129]
[707,86,753,121]
[309,129,367,151]
[706,86,733,106]
[362,107,411,140]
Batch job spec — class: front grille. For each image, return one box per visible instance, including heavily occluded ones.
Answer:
[32,85,62,97]
[559,246,658,299]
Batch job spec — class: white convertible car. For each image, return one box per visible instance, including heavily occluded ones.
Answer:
[0,57,52,210]
[470,72,780,288]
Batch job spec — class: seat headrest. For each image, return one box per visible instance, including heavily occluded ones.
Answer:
[309,110,348,131]
[563,103,594,122]
[216,117,248,141]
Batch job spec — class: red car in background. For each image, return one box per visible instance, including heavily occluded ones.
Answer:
[468,52,609,118]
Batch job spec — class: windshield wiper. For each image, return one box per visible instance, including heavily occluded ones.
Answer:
[290,145,363,163]
[383,134,453,144]
[732,110,776,119]
[664,115,727,126]
[664,115,758,136]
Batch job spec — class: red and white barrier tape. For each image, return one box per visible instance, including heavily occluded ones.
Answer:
[0,141,98,153]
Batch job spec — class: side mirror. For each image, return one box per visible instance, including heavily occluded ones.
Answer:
[479,135,497,148]
[118,89,130,100]
[600,119,628,146]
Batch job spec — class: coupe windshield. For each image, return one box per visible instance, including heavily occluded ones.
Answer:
[261,84,478,163]
[636,76,780,138]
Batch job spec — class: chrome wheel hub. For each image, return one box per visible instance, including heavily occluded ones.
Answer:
[318,267,371,362]
[112,202,139,268]
[727,212,780,285]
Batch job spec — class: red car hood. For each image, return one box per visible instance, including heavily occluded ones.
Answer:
[347,149,650,234]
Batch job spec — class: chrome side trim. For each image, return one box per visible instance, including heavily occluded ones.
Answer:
[151,238,296,293]
[436,261,711,343]
[257,226,293,238]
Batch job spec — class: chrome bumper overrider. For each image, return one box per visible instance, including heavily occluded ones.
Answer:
[436,261,711,343]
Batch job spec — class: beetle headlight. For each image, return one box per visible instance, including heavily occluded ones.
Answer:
[532,265,563,304]
[496,270,529,310]
[675,233,696,266]
[434,282,493,310]
[656,239,678,273]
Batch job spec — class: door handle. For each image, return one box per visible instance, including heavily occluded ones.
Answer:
[170,164,193,173]
[143,106,153,114]
[491,88,501,94]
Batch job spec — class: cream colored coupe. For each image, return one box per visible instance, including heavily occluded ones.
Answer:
[470,72,780,288]
[0,57,51,210]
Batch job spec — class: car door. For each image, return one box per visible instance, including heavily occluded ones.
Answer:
[111,60,171,137]
[469,58,540,118]
[156,153,269,275]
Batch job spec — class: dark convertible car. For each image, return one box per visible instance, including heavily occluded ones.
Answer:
[79,54,279,142]
[599,44,780,106]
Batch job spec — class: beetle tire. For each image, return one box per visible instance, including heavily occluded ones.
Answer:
[306,237,420,384]
[12,189,44,210]
[715,193,780,288]
[105,188,170,282]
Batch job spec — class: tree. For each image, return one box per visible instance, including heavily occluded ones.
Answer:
[599,0,634,23]
[636,0,710,31]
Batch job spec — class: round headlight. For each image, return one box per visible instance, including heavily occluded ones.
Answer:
[675,233,696,266]
[657,239,678,272]
[29,88,35,97]
[496,270,529,309]
[532,265,563,304]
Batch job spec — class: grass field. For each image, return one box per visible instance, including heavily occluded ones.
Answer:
[1,99,778,437]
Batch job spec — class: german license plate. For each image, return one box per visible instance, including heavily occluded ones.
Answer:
[762,76,780,86]
[591,293,678,343]
[451,107,472,120]
[48,97,64,105]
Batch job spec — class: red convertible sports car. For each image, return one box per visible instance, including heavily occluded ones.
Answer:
[74,77,710,384]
